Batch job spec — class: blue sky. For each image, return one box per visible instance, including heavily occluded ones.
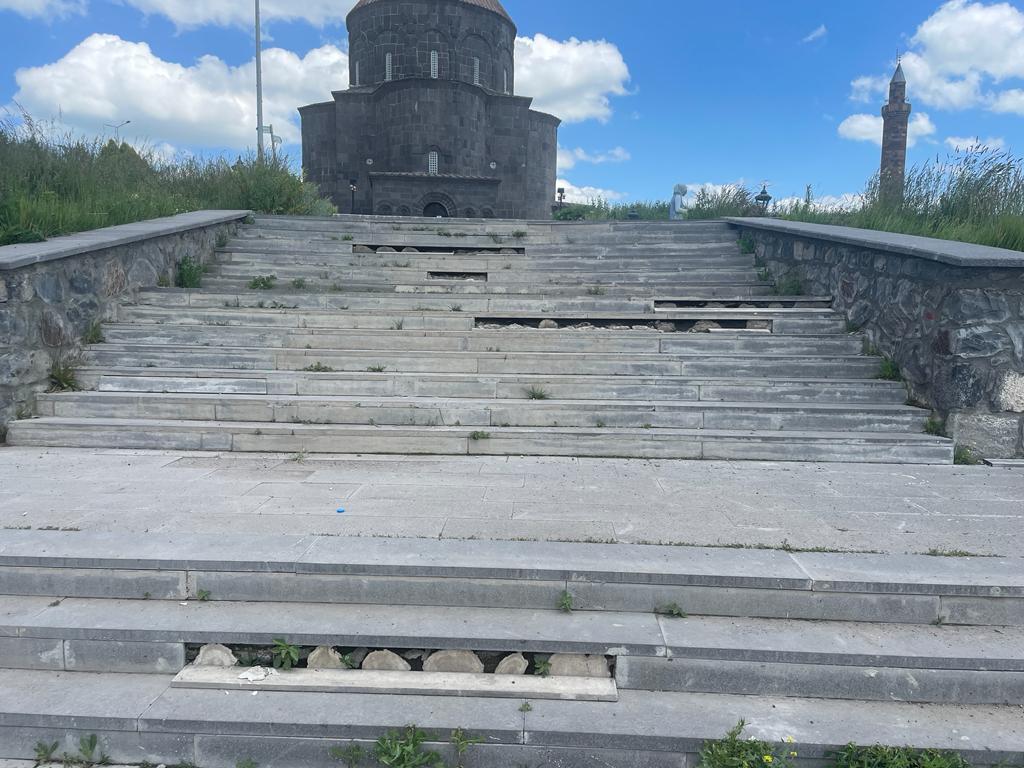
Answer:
[1,0,1021,204]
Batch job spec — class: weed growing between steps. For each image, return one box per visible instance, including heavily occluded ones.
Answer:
[248,275,277,290]
[700,721,798,768]
[48,352,81,392]
[954,445,983,465]
[34,733,111,767]
[177,257,203,289]
[82,319,105,345]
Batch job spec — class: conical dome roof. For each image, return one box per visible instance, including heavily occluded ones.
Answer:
[349,0,512,22]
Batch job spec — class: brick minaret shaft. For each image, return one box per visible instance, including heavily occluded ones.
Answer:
[880,62,911,204]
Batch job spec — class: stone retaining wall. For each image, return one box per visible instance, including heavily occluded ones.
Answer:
[0,211,250,436]
[727,218,1024,458]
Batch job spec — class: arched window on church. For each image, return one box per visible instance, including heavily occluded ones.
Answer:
[503,68,508,94]
[428,151,439,176]
[354,61,360,86]
[473,57,480,86]
[430,51,439,79]
[385,53,393,82]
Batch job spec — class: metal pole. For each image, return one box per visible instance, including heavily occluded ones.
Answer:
[255,0,265,162]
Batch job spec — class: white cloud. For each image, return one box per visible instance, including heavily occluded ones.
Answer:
[0,0,83,17]
[849,0,1024,114]
[117,0,355,27]
[802,24,828,43]
[837,112,936,147]
[990,88,1024,115]
[556,178,626,204]
[516,34,630,123]
[557,145,630,172]
[10,33,348,149]
[944,135,1006,150]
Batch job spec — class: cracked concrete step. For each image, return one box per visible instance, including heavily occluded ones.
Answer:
[79,369,910,404]
[83,346,887,377]
[33,392,929,432]
[4,418,954,462]
[96,327,867,355]
[0,669,1020,767]
[219,251,754,269]
[1,532,1017,623]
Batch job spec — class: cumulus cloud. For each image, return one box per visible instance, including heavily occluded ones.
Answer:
[802,24,828,43]
[556,178,626,204]
[10,33,348,149]
[557,145,630,172]
[0,0,84,17]
[119,0,354,27]
[848,1,1024,114]
[516,34,630,123]
[837,112,936,147]
[944,135,1006,150]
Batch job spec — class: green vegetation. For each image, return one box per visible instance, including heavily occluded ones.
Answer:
[469,431,491,441]
[249,275,277,290]
[924,417,945,436]
[553,198,670,221]
[83,319,105,345]
[685,186,762,220]
[291,278,308,290]
[926,548,977,557]
[954,445,983,465]
[558,589,574,613]
[176,256,203,289]
[367,365,388,373]
[303,362,335,373]
[699,720,797,768]
[783,147,1024,252]
[773,276,804,296]
[533,655,552,677]
[271,638,301,670]
[373,726,444,768]
[656,603,688,619]
[0,112,336,244]
[738,235,756,254]
[525,385,551,400]
[329,745,366,767]
[828,743,969,768]
[236,760,258,768]
[34,739,59,765]
[877,358,903,382]
[48,354,80,392]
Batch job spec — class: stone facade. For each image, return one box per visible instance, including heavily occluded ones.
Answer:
[734,221,1024,457]
[880,63,911,203]
[0,212,246,436]
[299,0,559,220]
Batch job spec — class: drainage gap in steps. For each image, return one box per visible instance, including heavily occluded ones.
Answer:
[475,317,765,332]
[428,272,489,282]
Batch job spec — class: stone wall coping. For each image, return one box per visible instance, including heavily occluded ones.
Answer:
[0,210,251,271]
[725,217,1024,269]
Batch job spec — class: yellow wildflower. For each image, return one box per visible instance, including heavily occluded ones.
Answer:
[784,737,796,744]
[763,757,774,764]
[790,752,799,758]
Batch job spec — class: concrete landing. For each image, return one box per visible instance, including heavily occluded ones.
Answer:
[1,447,1020,556]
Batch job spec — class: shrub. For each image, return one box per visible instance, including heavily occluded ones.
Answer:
[176,256,203,289]
[249,275,277,290]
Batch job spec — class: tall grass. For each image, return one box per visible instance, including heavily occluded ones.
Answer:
[783,147,1024,252]
[683,185,763,220]
[0,113,335,244]
[554,198,669,221]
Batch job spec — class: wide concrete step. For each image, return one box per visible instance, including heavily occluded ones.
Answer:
[4,531,1018,623]
[84,345,886,377]
[34,392,928,432]
[97,327,866,355]
[116,304,847,334]
[80,368,910,404]
[2,669,1019,767]
[5,418,954,462]
[139,289,781,312]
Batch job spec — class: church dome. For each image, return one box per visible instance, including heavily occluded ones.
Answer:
[349,0,513,22]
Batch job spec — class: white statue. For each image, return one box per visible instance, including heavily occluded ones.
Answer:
[669,184,688,220]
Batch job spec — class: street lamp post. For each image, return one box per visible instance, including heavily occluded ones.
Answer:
[255,0,265,162]
[556,187,565,210]
[755,184,773,214]
[105,120,131,142]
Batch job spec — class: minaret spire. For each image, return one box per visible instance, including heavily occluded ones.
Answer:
[880,60,911,204]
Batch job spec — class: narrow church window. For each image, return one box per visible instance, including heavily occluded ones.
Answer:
[385,53,392,81]
[428,151,439,175]
[430,51,439,79]
[503,68,508,94]
[354,61,360,86]
[473,57,480,86]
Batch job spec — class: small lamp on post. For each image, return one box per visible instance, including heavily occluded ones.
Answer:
[755,184,773,214]
[349,178,358,214]
[556,187,565,209]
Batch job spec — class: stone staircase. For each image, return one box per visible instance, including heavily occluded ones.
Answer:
[7,215,952,462]
[0,530,1022,767]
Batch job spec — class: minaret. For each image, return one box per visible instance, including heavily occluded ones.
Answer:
[880,62,911,203]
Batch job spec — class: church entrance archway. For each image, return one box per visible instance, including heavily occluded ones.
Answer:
[423,202,450,218]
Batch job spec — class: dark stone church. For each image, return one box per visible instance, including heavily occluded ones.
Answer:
[299,0,560,219]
